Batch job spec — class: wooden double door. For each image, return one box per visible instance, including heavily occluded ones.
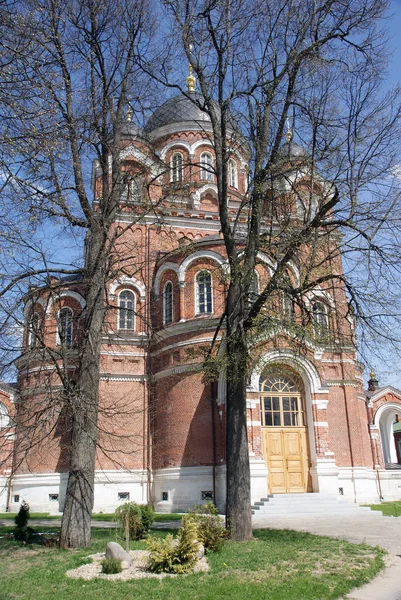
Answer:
[260,370,311,494]
[261,427,310,493]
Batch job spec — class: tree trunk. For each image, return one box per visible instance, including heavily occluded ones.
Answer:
[59,221,106,548]
[59,401,98,547]
[225,323,253,541]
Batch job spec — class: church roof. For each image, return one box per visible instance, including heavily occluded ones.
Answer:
[144,92,240,136]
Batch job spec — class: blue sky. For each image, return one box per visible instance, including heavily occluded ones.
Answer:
[386,0,401,87]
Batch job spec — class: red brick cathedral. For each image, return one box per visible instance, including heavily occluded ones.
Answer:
[1,75,401,513]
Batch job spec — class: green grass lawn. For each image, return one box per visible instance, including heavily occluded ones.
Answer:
[0,512,183,522]
[0,525,385,600]
[363,502,401,517]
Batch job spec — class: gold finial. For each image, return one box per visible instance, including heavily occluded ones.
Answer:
[126,106,133,122]
[370,370,376,379]
[186,64,196,93]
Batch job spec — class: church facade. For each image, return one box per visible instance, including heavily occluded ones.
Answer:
[1,82,401,514]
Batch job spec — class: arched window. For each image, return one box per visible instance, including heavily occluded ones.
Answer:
[196,271,213,314]
[200,152,213,181]
[58,307,73,346]
[228,158,238,189]
[29,312,41,348]
[171,152,183,183]
[260,370,305,427]
[119,290,135,330]
[312,301,329,339]
[0,402,10,428]
[163,281,173,325]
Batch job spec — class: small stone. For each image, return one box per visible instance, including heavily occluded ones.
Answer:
[106,541,131,569]
[195,542,205,560]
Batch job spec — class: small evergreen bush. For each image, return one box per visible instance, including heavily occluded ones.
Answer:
[184,502,228,552]
[101,557,122,574]
[14,501,34,542]
[147,519,200,574]
[114,502,155,542]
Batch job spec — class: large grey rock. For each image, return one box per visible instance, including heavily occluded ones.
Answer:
[106,541,131,569]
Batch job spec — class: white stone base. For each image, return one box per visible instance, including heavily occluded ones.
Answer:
[3,464,399,514]
[152,466,225,513]
[310,459,340,495]
[6,470,149,514]
[0,476,10,512]
[337,467,401,503]
[250,459,268,503]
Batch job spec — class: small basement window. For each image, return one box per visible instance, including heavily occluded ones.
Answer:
[14,495,20,503]
[118,492,130,501]
[201,491,213,501]
[49,494,59,502]
[162,491,168,501]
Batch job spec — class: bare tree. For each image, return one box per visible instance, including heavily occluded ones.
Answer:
[0,0,155,547]
[157,0,401,540]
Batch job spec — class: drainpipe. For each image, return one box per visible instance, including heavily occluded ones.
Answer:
[211,380,217,505]
[366,372,383,501]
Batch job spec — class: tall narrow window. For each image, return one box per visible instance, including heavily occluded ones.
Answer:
[126,176,143,203]
[196,271,213,314]
[119,290,135,330]
[312,301,328,339]
[248,271,259,305]
[283,293,295,321]
[200,152,213,181]
[29,312,41,348]
[0,403,10,429]
[163,281,173,325]
[228,158,238,188]
[58,307,73,346]
[171,152,183,183]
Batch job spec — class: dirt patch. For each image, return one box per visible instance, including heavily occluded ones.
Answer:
[66,550,209,581]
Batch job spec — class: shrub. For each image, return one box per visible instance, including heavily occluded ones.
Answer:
[101,557,122,574]
[14,501,34,542]
[184,502,228,552]
[147,519,200,574]
[139,503,155,534]
[114,502,155,544]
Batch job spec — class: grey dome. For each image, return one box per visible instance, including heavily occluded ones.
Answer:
[144,92,211,134]
[144,92,239,135]
[277,140,307,160]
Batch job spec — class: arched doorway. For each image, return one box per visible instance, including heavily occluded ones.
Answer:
[260,366,311,493]
[376,404,401,467]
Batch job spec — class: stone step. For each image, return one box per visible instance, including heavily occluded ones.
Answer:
[251,493,382,517]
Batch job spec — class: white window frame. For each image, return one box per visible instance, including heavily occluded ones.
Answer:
[195,270,213,314]
[200,152,214,181]
[163,281,173,325]
[170,152,183,183]
[228,158,238,189]
[118,289,136,331]
[57,307,74,346]
[0,402,10,429]
[28,312,41,348]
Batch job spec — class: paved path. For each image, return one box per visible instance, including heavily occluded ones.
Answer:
[253,512,401,600]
